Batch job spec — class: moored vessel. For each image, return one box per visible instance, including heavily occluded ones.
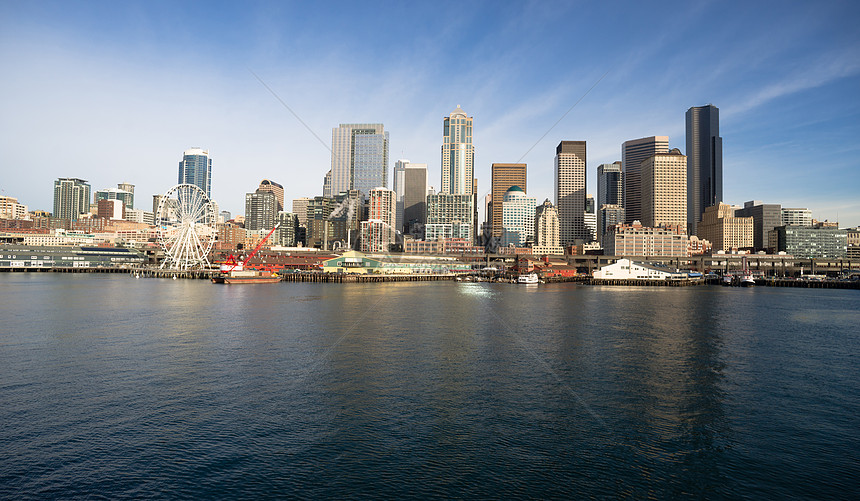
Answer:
[213,223,282,284]
[213,269,281,284]
[517,273,539,284]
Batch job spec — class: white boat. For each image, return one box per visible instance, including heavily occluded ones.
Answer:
[517,273,539,284]
[740,274,756,287]
[739,257,755,286]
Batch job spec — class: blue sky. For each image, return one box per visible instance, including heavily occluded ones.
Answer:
[2,0,859,226]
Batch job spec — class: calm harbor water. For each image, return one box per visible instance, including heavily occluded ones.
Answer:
[0,273,858,499]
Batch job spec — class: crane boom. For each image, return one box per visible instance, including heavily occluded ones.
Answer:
[242,222,281,266]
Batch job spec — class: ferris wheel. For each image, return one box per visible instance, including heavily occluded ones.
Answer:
[156,183,217,270]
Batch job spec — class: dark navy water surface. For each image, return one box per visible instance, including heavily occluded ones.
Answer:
[1,274,858,499]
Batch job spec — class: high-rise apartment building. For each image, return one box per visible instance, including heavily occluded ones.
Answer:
[736,201,782,251]
[360,187,396,253]
[622,136,669,224]
[491,163,527,239]
[257,179,284,212]
[554,141,587,245]
[501,186,536,247]
[331,124,389,198]
[686,105,723,235]
[306,196,334,249]
[425,194,473,241]
[53,178,91,221]
[178,148,212,198]
[244,189,277,231]
[367,187,395,227]
[640,148,687,229]
[274,212,297,247]
[117,182,135,208]
[441,105,474,196]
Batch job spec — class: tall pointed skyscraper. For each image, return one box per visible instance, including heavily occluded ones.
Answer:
[441,105,474,196]
[178,148,212,198]
[686,104,723,235]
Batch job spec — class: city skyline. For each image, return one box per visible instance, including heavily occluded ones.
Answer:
[1,2,859,226]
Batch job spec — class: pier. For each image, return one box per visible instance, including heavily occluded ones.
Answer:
[279,272,457,283]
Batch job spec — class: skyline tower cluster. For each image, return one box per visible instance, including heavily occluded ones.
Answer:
[39,101,851,258]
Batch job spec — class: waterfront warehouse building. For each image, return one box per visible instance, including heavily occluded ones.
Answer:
[178,148,212,198]
[0,244,146,269]
[501,186,536,247]
[331,124,389,199]
[768,226,847,259]
[321,250,472,274]
[622,136,669,224]
[554,141,586,245]
[594,258,686,281]
[686,105,723,235]
[697,203,753,252]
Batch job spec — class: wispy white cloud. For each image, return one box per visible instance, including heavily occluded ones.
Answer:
[723,50,860,117]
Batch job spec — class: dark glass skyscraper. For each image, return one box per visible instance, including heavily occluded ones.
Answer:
[178,148,212,198]
[597,162,623,209]
[686,105,723,235]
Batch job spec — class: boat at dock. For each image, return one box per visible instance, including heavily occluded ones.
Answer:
[212,269,281,284]
[212,223,282,285]
[517,273,539,284]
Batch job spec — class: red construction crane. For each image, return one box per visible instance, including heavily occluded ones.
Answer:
[220,223,280,273]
